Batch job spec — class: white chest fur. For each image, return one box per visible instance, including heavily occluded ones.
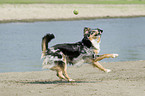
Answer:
[90,37,101,53]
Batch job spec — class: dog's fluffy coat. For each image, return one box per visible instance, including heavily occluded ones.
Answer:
[41,27,118,81]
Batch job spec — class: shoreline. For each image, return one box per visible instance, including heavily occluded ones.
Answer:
[0,60,144,73]
[1,15,145,23]
[0,4,145,23]
[0,60,145,96]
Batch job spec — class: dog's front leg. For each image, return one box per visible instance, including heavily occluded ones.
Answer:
[92,54,118,73]
[92,61,111,73]
[95,54,119,61]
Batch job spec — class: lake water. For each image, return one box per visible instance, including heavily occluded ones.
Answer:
[0,17,145,73]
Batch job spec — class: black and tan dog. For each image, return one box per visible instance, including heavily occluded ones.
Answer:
[41,27,118,81]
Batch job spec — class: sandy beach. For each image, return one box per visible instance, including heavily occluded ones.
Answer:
[0,60,145,96]
[0,4,145,22]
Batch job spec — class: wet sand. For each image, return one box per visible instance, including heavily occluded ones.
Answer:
[0,60,145,96]
[0,4,145,22]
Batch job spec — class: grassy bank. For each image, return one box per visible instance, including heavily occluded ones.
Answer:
[0,0,145,4]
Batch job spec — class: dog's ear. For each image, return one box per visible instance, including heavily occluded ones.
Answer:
[84,27,91,35]
[100,29,103,33]
[97,28,103,33]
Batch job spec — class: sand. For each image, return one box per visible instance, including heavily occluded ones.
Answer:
[0,4,145,22]
[0,60,145,96]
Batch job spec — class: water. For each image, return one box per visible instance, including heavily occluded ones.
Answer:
[0,17,145,73]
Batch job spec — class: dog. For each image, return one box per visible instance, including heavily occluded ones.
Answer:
[41,27,118,81]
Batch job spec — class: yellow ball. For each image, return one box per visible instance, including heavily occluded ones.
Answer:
[73,9,79,15]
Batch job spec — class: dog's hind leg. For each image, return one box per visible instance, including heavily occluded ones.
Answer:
[56,70,67,81]
[51,59,74,81]
[50,65,67,81]
[61,55,75,82]
[62,63,75,82]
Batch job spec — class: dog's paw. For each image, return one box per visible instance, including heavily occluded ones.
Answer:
[112,54,119,58]
[105,69,111,73]
[68,79,75,82]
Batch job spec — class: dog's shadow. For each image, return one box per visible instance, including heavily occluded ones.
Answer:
[23,80,101,84]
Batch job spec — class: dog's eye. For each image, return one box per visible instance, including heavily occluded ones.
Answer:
[94,34,98,36]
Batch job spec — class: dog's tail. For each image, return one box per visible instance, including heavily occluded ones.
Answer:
[41,33,55,59]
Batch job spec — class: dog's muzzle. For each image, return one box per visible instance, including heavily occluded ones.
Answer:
[95,32,102,36]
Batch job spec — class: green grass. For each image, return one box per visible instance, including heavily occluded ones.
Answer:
[0,0,145,4]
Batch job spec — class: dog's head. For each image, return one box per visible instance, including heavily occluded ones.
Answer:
[84,27,103,40]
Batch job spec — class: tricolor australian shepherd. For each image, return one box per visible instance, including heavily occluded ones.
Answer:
[41,27,118,81]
